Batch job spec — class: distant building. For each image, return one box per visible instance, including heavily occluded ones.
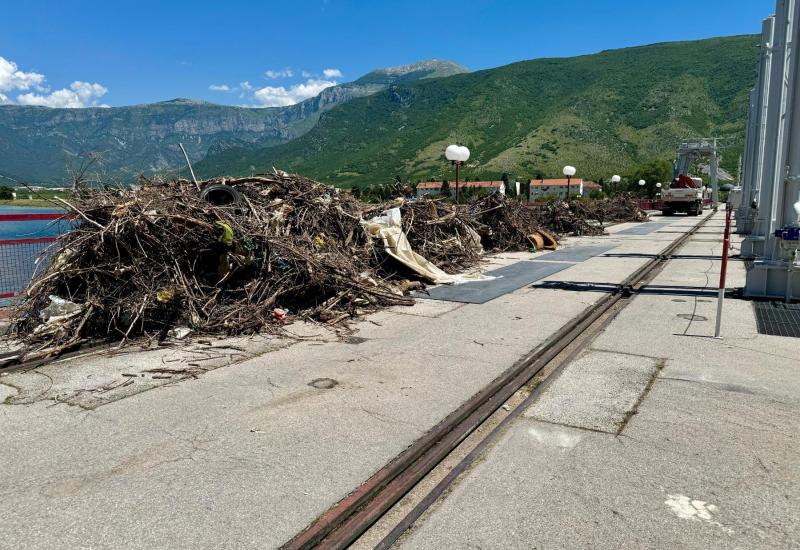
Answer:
[416,180,506,198]
[528,178,601,200]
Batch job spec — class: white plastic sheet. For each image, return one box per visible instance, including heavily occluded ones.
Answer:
[361,208,493,285]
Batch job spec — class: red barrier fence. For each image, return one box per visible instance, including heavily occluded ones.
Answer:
[0,213,67,302]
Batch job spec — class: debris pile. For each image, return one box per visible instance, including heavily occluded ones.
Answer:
[388,200,485,273]
[468,193,550,250]
[13,174,414,360]
[531,194,647,237]
[576,194,648,226]
[9,174,648,360]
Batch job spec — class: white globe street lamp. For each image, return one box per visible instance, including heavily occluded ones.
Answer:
[446,144,471,203]
[445,145,461,161]
[656,182,662,200]
[563,165,576,200]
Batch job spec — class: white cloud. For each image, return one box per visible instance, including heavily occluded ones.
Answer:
[0,56,45,92]
[16,81,108,108]
[208,69,342,108]
[265,68,294,79]
[0,56,108,108]
[253,78,336,107]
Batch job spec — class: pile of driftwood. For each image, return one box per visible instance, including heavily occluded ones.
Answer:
[573,194,648,228]
[532,194,647,237]
[13,174,414,360]
[10,173,646,360]
[468,193,548,249]
[387,200,485,273]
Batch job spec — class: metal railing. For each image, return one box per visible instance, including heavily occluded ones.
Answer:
[0,213,68,303]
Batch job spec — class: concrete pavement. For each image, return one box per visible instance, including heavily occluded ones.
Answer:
[398,211,800,549]
[3,211,790,549]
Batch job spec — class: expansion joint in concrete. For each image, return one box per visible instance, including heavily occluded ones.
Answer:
[615,358,667,437]
[525,417,617,436]
[586,347,665,362]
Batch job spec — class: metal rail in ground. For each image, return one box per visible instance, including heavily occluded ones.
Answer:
[280,211,716,550]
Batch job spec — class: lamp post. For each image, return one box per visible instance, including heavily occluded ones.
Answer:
[611,174,621,196]
[563,165,576,200]
[639,179,646,198]
[445,145,470,203]
[656,182,662,199]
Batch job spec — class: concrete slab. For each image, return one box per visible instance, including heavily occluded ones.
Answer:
[1,335,291,409]
[400,209,800,549]
[524,349,661,433]
[0,213,717,549]
[400,390,799,549]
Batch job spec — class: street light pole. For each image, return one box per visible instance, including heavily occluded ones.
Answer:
[611,175,621,197]
[445,145,470,204]
[455,161,461,203]
[563,165,576,200]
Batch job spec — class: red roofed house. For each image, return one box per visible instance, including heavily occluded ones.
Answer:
[416,181,506,199]
[529,178,601,200]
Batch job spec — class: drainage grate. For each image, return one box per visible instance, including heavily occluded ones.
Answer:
[753,302,800,338]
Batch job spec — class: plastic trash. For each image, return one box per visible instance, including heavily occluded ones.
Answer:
[215,221,234,245]
[167,326,192,339]
[361,208,494,285]
[273,308,287,321]
[39,295,82,322]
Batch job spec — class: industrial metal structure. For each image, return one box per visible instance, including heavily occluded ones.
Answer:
[737,17,776,235]
[739,0,800,301]
[673,139,720,209]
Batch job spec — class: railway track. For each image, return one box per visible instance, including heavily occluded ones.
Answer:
[280,211,716,550]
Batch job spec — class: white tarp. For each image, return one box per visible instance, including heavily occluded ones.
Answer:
[361,208,493,285]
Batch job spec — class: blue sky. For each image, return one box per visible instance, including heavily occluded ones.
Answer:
[0,0,776,108]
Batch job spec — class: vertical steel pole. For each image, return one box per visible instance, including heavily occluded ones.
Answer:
[455,162,460,204]
[711,139,720,210]
[715,204,733,338]
[777,0,800,233]
[738,89,758,225]
[754,17,777,210]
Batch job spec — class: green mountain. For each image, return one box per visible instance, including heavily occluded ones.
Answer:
[197,35,758,186]
[0,60,468,184]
